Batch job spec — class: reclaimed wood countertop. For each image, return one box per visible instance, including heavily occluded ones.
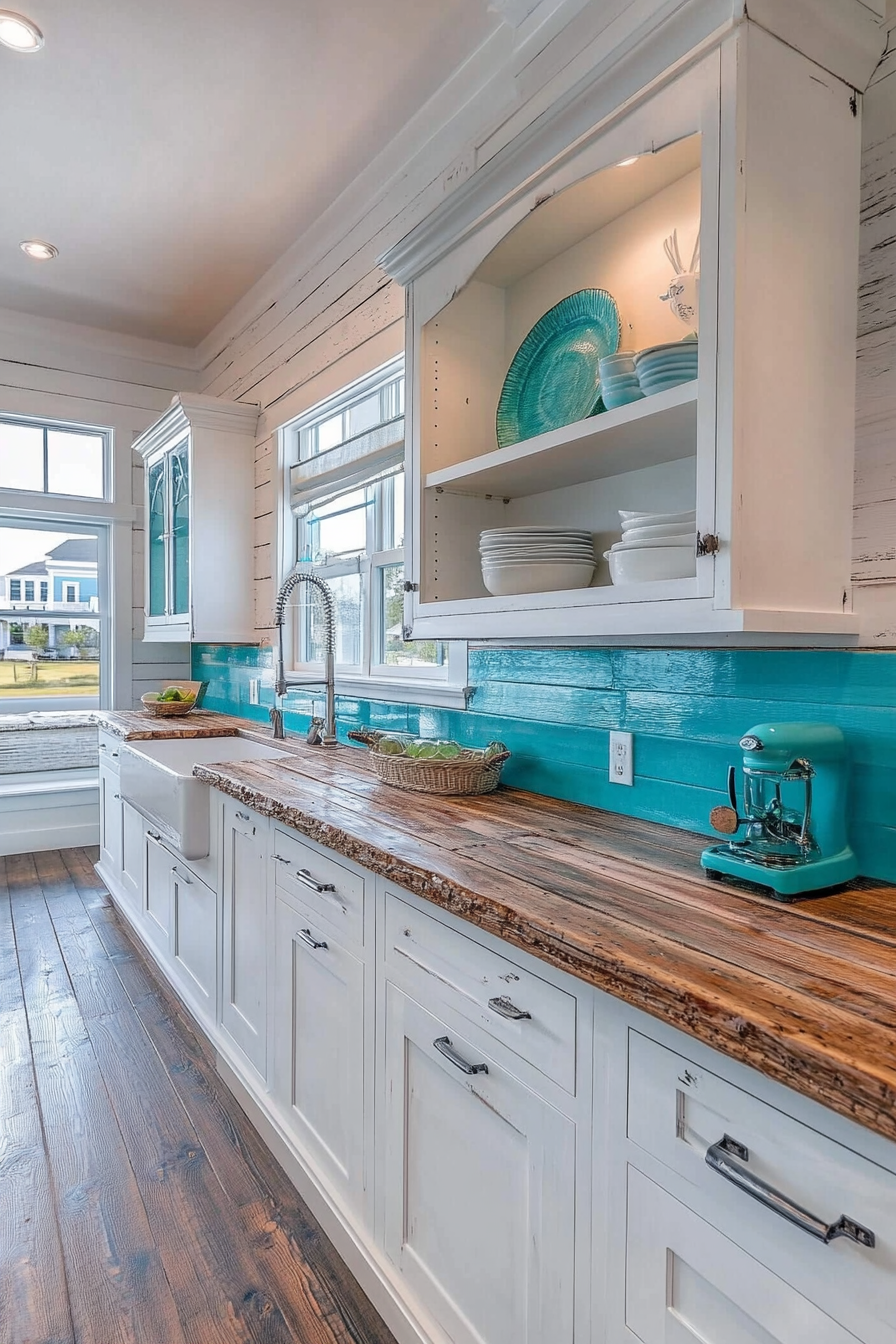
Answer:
[99,709,896,1147]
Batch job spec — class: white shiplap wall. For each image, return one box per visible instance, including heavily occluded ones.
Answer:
[191,5,896,647]
[0,308,198,702]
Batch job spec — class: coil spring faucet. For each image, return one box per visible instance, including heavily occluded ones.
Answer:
[270,570,337,746]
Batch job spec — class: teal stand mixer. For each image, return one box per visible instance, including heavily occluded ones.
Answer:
[701,723,858,900]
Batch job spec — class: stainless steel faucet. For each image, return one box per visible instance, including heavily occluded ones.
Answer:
[271,570,338,746]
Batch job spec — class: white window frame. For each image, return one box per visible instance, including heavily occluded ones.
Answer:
[0,411,111,502]
[278,358,469,709]
[63,581,80,604]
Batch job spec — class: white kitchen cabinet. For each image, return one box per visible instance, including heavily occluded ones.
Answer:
[271,892,368,1223]
[383,19,866,643]
[119,801,145,913]
[382,982,576,1344]
[220,799,269,1079]
[98,760,123,878]
[625,1167,859,1344]
[135,392,258,643]
[143,826,173,957]
[169,860,218,1028]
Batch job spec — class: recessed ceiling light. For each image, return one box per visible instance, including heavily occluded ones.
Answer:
[20,239,58,260]
[615,156,640,168]
[0,10,43,51]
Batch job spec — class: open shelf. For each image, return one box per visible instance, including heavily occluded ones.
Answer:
[424,381,697,499]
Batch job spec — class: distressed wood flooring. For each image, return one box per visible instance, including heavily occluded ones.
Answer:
[0,847,396,1344]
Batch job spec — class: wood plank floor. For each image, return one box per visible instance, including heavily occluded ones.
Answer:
[0,848,397,1344]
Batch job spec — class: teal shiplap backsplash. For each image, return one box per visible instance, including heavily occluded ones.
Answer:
[192,644,896,881]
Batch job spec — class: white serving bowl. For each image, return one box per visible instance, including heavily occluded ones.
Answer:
[619,522,697,542]
[603,545,696,584]
[482,560,595,595]
[618,509,695,528]
[610,533,694,551]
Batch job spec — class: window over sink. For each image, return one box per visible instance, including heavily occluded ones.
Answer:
[279,357,468,706]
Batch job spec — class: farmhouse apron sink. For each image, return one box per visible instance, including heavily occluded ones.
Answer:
[119,736,288,859]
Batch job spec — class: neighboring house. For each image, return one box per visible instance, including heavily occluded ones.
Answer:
[0,538,99,653]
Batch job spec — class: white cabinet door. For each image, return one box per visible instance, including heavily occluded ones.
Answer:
[143,828,172,957]
[220,802,268,1078]
[272,896,367,1219]
[625,1168,861,1344]
[382,984,575,1344]
[119,802,145,912]
[99,763,123,877]
[170,862,217,1027]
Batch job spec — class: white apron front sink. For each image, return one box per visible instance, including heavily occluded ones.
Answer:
[119,736,288,859]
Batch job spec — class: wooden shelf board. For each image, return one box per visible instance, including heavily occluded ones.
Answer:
[425,382,698,498]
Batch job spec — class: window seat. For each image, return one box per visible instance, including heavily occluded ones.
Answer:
[0,720,100,857]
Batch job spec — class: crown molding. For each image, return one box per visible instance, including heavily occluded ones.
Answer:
[0,305,201,373]
[133,392,259,459]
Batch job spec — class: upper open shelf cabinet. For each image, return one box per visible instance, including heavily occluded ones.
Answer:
[384,19,865,643]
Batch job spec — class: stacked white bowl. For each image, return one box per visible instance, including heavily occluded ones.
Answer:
[481,526,596,596]
[603,509,697,584]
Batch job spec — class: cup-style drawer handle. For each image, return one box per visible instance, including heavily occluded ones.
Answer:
[433,1036,488,1076]
[297,928,327,951]
[488,994,531,1021]
[170,866,193,884]
[706,1136,876,1248]
[294,867,336,894]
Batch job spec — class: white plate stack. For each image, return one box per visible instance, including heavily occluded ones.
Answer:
[603,509,697,584]
[480,526,596,596]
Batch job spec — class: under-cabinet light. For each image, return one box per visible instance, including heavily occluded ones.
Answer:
[19,239,58,260]
[0,10,43,51]
[615,156,640,168]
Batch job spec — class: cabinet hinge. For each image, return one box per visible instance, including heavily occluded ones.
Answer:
[696,532,720,557]
[402,625,414,642]
[403,581,419,592]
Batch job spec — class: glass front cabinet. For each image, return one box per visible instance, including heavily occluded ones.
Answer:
[384,15,870,644]
[136,393,259,642]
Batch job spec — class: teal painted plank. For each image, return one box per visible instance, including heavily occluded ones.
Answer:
[470,648,615,689]
[469,681,624,727]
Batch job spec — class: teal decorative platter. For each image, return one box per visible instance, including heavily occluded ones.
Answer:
[496,289,620,448]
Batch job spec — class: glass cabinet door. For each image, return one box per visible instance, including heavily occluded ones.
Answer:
[147,457,168,617]
[146,438,191,623]
[170,438,190,616]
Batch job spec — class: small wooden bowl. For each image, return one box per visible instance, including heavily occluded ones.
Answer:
[141,692,197,718]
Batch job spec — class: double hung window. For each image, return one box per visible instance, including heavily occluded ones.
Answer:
[280,358,466,701]
[0,413,111,709]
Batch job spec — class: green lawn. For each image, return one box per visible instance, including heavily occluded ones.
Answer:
[0,659,100,698]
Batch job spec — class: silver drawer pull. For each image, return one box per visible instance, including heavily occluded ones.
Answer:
[433,1036,488,1076]
[235,810,251,822]
[170,866,192,884]
[147,830,162,842]
[488,994,531,1021]
[294,867,336,894]
[298,928,327,951]
[113,793,120,800]
[111,751,119,759]
[273,854,291,864]
[706,1136,876,1249]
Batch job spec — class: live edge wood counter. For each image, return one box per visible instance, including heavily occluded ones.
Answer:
[98,710,896,1149]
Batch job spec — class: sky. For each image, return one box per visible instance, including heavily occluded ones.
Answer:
[0,526,91,576]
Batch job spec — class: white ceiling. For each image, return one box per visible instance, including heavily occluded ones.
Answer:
[0,0,497,346]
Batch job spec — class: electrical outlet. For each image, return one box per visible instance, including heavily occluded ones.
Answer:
[249,678,260,705]
[609,730,633,786]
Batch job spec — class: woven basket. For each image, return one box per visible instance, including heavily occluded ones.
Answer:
[348,730,510,796]
[141,693,197,718]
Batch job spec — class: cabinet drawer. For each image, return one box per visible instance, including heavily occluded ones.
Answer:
[98,730,122,773]
[626,1167,858,1344]
[272,828,365,945]
[628,1031,896,1343]
[384,891,576,1094]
